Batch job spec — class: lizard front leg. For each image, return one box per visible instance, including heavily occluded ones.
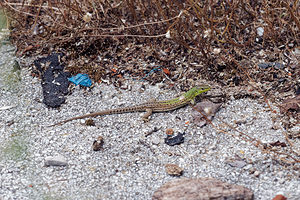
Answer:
[190,98,195,105]
[142,109,153,122]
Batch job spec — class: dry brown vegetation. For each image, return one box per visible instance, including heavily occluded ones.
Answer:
[1,0,299,81]
[1,0,299,164]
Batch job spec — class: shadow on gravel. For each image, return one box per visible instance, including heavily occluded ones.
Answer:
[0,134,29,162]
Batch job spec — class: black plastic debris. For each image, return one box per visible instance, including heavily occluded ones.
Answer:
[164,132,185,146]
[34,53,71,108]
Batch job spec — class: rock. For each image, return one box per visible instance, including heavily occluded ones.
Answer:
[92,136,104,151]
[152,178,253,200]
[165,164,183,176]
[151,136,161,145]
[257,27,264,36]
[44,155,68,167]
[253,170,261,177]
[258,62,285,69]
[85,119,95,126]
[225,157,247,168]
[272,194,287,200]
[165,128,174,136]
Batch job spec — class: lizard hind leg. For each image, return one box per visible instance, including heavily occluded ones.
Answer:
[142,109,153,122]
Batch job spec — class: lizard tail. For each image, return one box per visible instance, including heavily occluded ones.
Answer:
[48,110,112,127]
[48,105,145,127]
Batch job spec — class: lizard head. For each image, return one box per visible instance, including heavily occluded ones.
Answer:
[185,85,211,98]
[181,85,210,104]
[195,85,211,94]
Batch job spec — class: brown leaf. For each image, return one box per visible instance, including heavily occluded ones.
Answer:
[163,68,170,75]
[192,100,222,127]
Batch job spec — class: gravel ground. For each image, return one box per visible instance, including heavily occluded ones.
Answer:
[0,45,300,199]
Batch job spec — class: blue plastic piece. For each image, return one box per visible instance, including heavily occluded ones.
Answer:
[141,66,162,80]
[68,73,92,87]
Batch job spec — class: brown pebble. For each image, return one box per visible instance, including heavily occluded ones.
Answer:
[92,136,104,151]
[85,119,95,126]
[165,128,174,136]
[272,194,287,200]
[165,164,183,176]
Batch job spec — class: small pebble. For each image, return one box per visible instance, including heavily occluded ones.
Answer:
[165,164,183,176]
[165,128,174,136]
[253,170,261,177]
[226,160,247,168]
[151,136,161,145]
[85,119,95,126]
[92,136,104,151]
[44,155,68,167]
[257,27,264,36]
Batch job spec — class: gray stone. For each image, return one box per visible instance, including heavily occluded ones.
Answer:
[225,159,247,168]
[152,177,253,200]
[151,136,161,145]
[44,155,68,167]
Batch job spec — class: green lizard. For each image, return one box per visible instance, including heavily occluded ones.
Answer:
[50,85,210,126]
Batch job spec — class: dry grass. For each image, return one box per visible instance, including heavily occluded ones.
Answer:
[1,1,299,66]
